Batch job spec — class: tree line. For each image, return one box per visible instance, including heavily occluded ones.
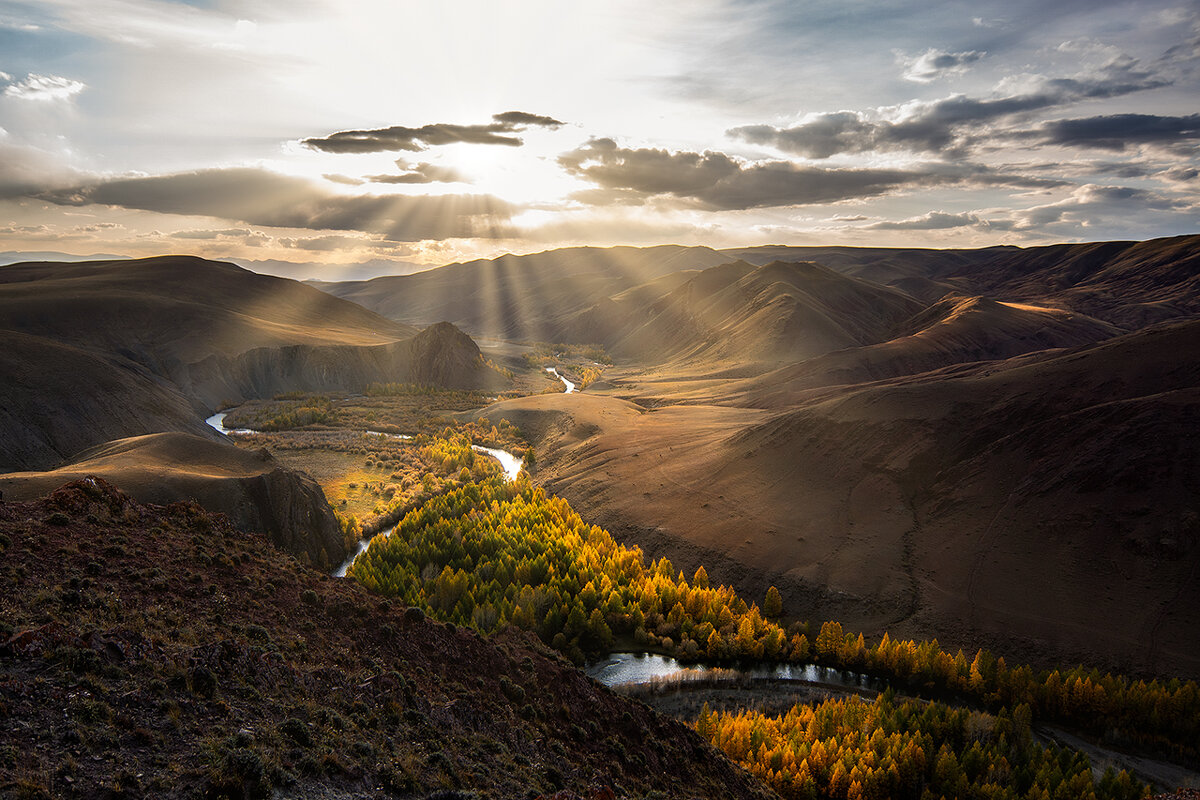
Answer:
[698,692,1147,800]
[345,466,1200,768]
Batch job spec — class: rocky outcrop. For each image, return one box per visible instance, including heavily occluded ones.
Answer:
[178,321,500,409]
[406,320,491,388]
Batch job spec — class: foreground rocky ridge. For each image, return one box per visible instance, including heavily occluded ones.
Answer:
[0,479,775,800]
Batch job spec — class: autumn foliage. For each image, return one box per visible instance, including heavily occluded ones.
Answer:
[698,692,1147,800]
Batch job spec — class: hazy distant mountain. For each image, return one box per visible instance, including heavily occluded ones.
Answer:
[597,260,923,365]
[235,256,428,282]
[0,250,128,265]
[315,244,734,340]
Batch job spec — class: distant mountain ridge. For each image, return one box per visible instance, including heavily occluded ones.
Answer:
[314,235,1200,346]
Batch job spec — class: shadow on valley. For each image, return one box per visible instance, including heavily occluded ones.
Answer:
[2,239,1199,798]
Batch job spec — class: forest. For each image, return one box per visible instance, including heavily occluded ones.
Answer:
[699,692,1147,800]
[344,459,1200,775]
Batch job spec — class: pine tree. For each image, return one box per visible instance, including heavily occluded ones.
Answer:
[764,585,783,618]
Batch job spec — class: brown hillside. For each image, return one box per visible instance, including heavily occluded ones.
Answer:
[478,320,1200,679]
[945,234,1200,328]
[0,479,775,800]
[0,331,207,471]
[722,234,1200,329]
[0,256,506,469]
[0,432,345,567]
[0,255,416,365]
[598,260,923,365]
[315,244,733,339]
[716,295,1122,406]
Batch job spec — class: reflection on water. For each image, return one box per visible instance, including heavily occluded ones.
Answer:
[546,367,576,394]
[472,445,524,481]
[586,652,882,691]
[203,412,256,436]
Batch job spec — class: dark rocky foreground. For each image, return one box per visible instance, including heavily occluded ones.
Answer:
[0,479,775,800]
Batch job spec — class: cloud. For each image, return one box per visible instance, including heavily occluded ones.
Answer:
[3,73,86,102]
[865,211,986,230]
[1001,183,1193,231]
[303,111,565,154]
[171,227,262,241]
[1162,166,1199,182]
[366,160,467,185]
[728,59,1170,158]
[323,174,364,186]
[491,111,565,127]
[36,167,515,241]
[1029,113,1200,150]
[900,48,985,83]
[558,138,1054,210]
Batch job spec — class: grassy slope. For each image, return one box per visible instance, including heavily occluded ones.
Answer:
[0,478,775,800]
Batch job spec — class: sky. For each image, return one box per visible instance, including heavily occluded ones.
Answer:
[0,0,1197,278]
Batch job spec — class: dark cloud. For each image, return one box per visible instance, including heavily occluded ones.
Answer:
[728,60,1170,158]
[1163,166,1199,182]
[366,160,467,185]
[37,167,514,241]
[1030,113,1200,150]
[303,111,565,154]
[491,111,565,127]
[901,48,986,83]
[558,139,1056,210]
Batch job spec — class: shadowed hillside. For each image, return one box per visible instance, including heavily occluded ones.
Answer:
[0,255,418,364]
[0,479,774,799]
[0,257,505,470]
[313,244,734,339]
[713,295,1122,406]
[0,433,346,567]
[722,235,1200,328]
[474,318,1200,678]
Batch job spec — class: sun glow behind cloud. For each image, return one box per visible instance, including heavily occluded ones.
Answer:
[0,0,1197,273]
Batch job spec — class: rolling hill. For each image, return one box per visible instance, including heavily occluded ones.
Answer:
[312,244,734,341]
[0,256,503,470]
[0,432,347,567]
[474,316,1200,679]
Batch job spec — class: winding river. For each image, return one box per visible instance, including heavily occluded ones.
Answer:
[546,367,576,393]
[586,652,882,691]
[204,411,256,436]
[332,443,524,577]
[203,409,525,577]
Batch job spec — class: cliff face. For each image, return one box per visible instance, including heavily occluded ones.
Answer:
[0,433,346,567]
[179,321,499,409]
[406,320,493,388]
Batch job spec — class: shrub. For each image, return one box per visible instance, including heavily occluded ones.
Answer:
[189,665,217,698]
[278,718,312,746]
